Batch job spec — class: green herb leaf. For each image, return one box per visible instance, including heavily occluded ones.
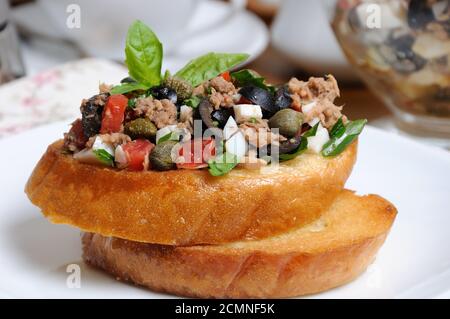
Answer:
[110,82,149,95]
[322,119,367,157]
[175,52,249,87]
[125,20,163,87]
[163,69,171,80]
[93,149,114,166]
[184,96,201,108]
[208,152,239,176]
[278,123,319,162]
[279,138,308,161]
[208,164,224,176]
[231,69,275,93]
[127,98,137,109]
[303,123,319,138]
[329,117,345,138]
[157,132,173,144]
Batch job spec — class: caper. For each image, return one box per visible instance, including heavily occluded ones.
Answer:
[268,109,303,137]
[149,140,177,171]
[124,118,157,140]
[162,76,193,101]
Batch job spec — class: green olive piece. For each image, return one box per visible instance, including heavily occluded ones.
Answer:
[268,109,303,137]
[149,140,178,171]
[162,77,193,101]
[124,118,157,140]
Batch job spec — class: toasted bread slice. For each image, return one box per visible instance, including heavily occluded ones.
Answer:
[82,190,397,298]
[26,140,357,245]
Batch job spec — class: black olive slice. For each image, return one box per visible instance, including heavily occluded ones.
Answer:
[81,93,108,138]
[239,85,276,117]
[151,86,177,104]
[211,108,233,128]
[274,86,292,110]
[199,99,216,128]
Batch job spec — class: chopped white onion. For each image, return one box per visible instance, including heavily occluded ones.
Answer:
[308,117,320,127]
[92,136,114,156]
[307,124,330,154]
[156,125,178,144]
[223,116,239,140]
[225,131,247,159]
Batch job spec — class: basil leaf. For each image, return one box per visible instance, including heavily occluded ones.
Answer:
[184,96,201,108]
[329,117,345,138]
[303,123,319,138]
[157,132,173,144]
[127,97,137,109]
[279,137,308,161]
[175,52,249,87]
[163,69,171,80]
[208,164,224,177]
[208,152,239,176]
[110,82,149,95]
[322,119,367,157]
[93,149,114,166]
[125,20,163,87]
[231,69,274,93]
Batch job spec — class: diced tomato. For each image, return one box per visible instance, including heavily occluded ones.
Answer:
[100,94,128,134]
[177,139,216,169]
[221,71,231,82]
[238,96,252,104]
[122,139,155,171]
[292,102,302,112]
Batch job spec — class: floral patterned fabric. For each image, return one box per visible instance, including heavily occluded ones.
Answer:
[0,58,127,138]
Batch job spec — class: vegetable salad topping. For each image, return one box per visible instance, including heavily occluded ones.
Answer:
[63,20,366,176]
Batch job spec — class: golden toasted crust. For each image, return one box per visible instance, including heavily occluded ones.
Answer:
[25,140,357,245]
[82,190,397,298]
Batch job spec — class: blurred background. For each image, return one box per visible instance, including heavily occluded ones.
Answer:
[0,0,449,148]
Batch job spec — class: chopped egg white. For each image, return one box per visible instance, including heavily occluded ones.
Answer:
[156,125,191,144]
[223,116,239,140]
[233,104,263,123]
[308,117,320,127]
[225,130,247,159]
[92,136,114,156]
[156,125,177,144]
[307,124,330,154]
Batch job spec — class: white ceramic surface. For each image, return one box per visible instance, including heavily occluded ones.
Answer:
[0,122,449,298]
[39,0,247,57]
[271,0,358,82]
[13,1,269,75]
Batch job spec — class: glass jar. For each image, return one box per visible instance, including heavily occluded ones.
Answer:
[324,0,450,148]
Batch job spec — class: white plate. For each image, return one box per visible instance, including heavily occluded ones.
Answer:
[0,122,449,298]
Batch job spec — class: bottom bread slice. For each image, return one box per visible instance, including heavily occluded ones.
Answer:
[82,190,397,298]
